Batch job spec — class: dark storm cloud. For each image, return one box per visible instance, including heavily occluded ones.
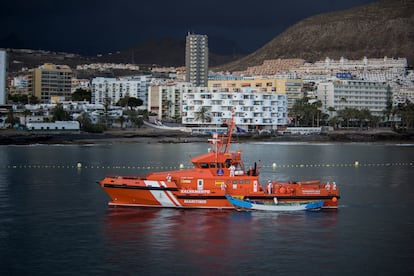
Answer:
[0,0,378,55]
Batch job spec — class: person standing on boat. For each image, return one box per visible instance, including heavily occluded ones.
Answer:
[166,173,172,182]
[267,180,273,194]
[229,164,235,177]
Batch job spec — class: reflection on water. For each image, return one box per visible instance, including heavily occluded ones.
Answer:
[0,143,413,275]
[102,208,339,274]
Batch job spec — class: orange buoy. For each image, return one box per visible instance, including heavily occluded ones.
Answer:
[332,197,338,202]
[279,187,286,194]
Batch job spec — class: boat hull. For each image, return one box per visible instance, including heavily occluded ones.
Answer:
[100,179,339,209]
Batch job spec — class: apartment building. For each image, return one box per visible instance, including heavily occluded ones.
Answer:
[29,63,72,103]
[295,56,407,82]
[208,77,302,110]
[147,81,288,128]
[185,33,208,87]
[148,82,193,120]
[182,88,288,129]
[316,80,389,116]
[91,76,150,107]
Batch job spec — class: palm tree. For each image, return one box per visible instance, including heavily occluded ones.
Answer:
[103,97,111,128]
[77,112,92,130]
[52,103,70,121]
[22,109,32,126]
[5,109,17,128]
[395,101,414,129]
[194,106,211,124]
[118,115,126,129]
[311,100,322,127]
[383,85,393,126]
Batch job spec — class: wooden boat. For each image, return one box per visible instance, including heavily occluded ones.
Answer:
[98,116,340,209]
[225,195,324,211]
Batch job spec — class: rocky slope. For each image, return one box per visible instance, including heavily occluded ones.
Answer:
[216,0,414,72]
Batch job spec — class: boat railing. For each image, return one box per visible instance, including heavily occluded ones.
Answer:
[105,175,145,180]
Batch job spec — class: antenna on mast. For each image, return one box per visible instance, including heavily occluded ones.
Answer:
[223,109,235,153]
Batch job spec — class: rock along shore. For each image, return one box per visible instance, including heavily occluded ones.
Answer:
[0,128,413,145]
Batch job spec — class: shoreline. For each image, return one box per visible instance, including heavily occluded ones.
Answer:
[1,127,413,145]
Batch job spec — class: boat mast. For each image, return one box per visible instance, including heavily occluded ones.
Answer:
[223,112,235,153]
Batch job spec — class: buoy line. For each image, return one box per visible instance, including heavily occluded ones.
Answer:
[1,162,412,170]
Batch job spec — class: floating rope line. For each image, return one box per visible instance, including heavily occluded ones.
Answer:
[1,162,413,170]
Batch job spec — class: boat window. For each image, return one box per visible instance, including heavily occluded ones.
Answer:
[233,180,237,184]
[245,180,250,184]
[225,159,232,168]
[210,163,216,168]
[200,163,209,168]
[239,180,244,184]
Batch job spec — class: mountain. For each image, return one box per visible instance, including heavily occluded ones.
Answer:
[216,0,414,72]
[5,0,413,74]
[99,37,243,67]
[4,37,243,74]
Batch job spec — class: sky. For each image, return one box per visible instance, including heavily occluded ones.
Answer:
[0,0,379,56]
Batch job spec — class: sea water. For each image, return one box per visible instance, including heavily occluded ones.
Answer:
[0,142,413,275]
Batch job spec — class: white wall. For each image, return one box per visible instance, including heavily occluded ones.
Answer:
[0,50,6,105]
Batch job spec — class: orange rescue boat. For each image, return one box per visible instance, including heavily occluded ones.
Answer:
[98,118,340,209]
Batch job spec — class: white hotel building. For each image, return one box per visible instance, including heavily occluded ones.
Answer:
[149,84,288,129]
[91,76,150,107]
[316,80,389,117]
[182,88,288,129]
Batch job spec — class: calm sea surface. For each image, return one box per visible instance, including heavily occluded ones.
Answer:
[0,141,414,275]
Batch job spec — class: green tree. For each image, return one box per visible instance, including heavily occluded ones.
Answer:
[8,94,26,104]
[29,95,39,104]
[22,109,32,126]
[125,110,144,128]
[72,89,91,102]
[336,108,354,127]
[118,115,126,129]
[128,97,143,109]
[394,101,414,129]
[311,100,322,127]
[52,103,70,121]
[76,112,106,133]
[103,97,111,128]
[77,112,92,130]
[356,109,372,128]
[289,97,322,127]
[5,109,18,128]
[336,107,373,128]
[383,85,393,126]
[116,96,143,110]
